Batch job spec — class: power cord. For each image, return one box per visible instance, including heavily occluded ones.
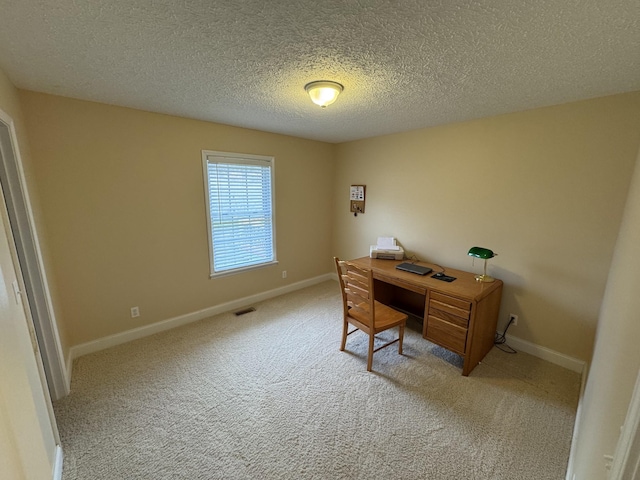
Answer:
[405,254,445,274]
[406,254,421,263]
[494,316,517,354]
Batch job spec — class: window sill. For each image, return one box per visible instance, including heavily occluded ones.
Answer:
[209,260,279,279]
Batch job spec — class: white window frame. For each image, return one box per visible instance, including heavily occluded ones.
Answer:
[202,150,277,278]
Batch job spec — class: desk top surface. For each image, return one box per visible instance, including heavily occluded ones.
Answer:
[349,257,502,302]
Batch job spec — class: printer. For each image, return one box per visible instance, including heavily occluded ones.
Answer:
[369,237,405,260]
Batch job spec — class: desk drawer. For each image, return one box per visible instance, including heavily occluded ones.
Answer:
[375,273,426,295]
[430,292,471,312]
[428,292,471,328]
[426,315,467,355]
[429,305,469,328]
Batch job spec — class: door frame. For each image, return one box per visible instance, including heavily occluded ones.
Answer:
[0,108,69,400]
[610,368,640,479]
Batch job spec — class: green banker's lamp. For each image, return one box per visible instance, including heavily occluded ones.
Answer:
[468,247,497,283]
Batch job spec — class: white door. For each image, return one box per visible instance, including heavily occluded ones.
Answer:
[0,180,60,478]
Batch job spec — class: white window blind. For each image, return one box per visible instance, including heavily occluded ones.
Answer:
[202,151,276,276]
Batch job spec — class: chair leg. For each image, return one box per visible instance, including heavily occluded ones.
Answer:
[398,323,405,355]
[340,319,348,351]
[367,333,375,372]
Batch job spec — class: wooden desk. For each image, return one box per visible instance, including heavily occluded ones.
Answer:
[349,257,503,376]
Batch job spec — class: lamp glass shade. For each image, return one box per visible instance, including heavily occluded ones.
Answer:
[467,246,495,259]
[305,81,343,107]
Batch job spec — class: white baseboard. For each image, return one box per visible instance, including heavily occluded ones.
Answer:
[53,445,63,480]
[65,354,73,391]
[565,363,590,480]
[65,275,586,385]
[504,333,586,373]
[68,273,333,365]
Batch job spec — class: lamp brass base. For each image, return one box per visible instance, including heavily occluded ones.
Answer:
[475,274,495,283]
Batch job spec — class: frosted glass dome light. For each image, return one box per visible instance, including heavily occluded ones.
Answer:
[304,81,343,108]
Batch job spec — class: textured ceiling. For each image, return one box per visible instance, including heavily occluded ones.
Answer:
[0,0,638,143]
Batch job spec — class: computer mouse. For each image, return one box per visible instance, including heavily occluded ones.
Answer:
[434,272,444,278]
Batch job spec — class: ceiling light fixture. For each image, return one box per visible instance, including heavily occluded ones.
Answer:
[304,81,343,108]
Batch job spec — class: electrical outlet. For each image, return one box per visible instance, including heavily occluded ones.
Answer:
[282,270,287,279]
[131,306,140,318]
[509,313,518,326]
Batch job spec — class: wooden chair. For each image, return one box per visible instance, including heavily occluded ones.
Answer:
[334,257,407,371]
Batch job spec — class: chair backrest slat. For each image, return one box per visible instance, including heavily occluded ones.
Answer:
[343,279,369,301]
[344,269,368,287]
[345,290,369,310]
[335,258,375,327]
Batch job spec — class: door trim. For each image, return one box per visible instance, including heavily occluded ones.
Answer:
[610,368,640,479]
[0,107,69,399]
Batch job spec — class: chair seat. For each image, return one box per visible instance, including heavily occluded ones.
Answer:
[349,301,407,332]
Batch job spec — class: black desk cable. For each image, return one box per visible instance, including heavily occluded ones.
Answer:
[405,254,445,274]
[495,316,517,354]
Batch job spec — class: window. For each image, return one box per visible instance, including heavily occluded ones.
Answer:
[202,150,276,277]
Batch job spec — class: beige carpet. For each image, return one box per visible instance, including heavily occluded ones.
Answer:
[54,281,580,479]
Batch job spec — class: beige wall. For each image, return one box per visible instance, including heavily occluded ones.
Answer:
[333,92,640,361]
[19,91,335,346]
